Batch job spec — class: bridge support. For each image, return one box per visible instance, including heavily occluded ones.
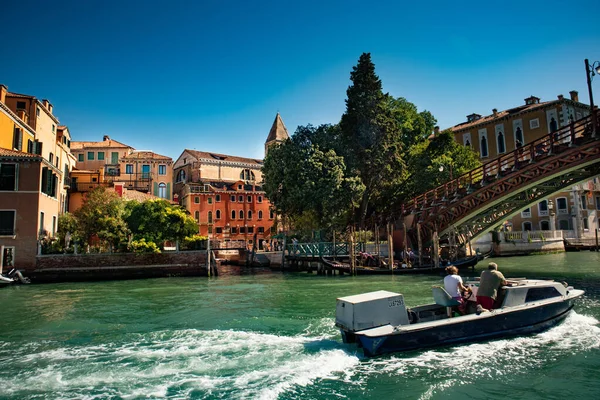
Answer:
[433,231,440,269]
[417,223,423,267]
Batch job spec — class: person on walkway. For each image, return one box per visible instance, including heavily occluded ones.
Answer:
[476,262,507,310]
[444,266,470,314]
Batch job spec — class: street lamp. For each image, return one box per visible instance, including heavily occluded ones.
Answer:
[438,164,453,181]
[584,59,600,136]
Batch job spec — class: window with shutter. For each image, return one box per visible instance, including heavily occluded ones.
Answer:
[13,127,22,151]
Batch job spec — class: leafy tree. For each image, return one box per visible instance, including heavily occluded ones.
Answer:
[125,199,198,248]
[74,187,130,252]
[56,212,82,251]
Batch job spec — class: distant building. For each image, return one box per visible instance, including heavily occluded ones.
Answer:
[0,84,76,271]
[70,136,174,204]
[174,113,290,249]
[447,91,599,236]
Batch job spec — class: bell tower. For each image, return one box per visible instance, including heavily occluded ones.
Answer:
[264,113,290,156]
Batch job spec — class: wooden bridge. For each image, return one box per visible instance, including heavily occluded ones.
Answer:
[402,112,600,244]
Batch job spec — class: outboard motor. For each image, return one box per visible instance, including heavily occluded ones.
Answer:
[335,290,409,343]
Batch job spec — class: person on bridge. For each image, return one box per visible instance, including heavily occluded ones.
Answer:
[476,262,507,310]
[443,266,470,314]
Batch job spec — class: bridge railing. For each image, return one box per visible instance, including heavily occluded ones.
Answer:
[286,242,363,257]
[405,113,596,213]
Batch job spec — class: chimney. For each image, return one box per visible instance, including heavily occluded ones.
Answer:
[434,126,440,135]
[42,99,49,109]
[569,90,579,102]
[557,94,564,101]
[0,84,7,104]
[103,135,110,141]
[492,108,498,117]
[17,109,27,122]
[48,103,53,114]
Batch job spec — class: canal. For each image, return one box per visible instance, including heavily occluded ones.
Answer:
[0,252,599,399]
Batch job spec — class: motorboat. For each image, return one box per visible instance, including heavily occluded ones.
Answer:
[335,278,584,357]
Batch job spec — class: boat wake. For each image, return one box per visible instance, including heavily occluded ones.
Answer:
[0,312,597,399]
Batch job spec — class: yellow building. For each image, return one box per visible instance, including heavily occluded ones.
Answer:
[448,91,599,238]
[0,84,75,271]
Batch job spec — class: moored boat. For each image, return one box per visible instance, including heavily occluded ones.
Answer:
[335,278,584,357]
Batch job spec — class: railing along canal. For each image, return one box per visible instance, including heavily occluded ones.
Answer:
[286,242,364,258]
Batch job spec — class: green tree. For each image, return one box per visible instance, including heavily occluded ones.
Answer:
[56,212,82,251]
[125,199,198,248]
[74,187,130,252]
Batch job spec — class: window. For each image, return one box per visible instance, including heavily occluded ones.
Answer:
[40,167,58,197]
[247,227,254,234]
[208,226,213,234]
[111,152,119,164]
[158,165,167,175]
[215,227,223,234]
[258,227,265,233]
[239,227,246,234]
[208,211,213,224]
[495,125,506,154]
[0,210,16,235]
[521,208,531,218]
[240,169,255,181]
[238,195,243,202]
[52,124,56,133]
[194,197,200,204]
[247,210,252,219]
[238,184,242,190]
[258,210,263,219]
[78,154,84,162]
[559,219,570,230]
[231,210,236,219]
[216,210,221,219]
[96,152,104,161]
[1,246,15,268]
[16,101,26,109]
[270,210,274,219]
[270,226,276,234]
[231,195,236,202]
[556,198,568,214]
[540,221,550,230]
[52,216,57,236]
[194,211,199,222]
[216,194,221,202]
[176,170,186,182]
[596,196,600,210]
[12,127,22,151]
[126,164,134,174]
[479,129,488,158]
[0,164,17,191]
[36,107,40,117]
[530,118,540,129]
[87,151,94,160]
[27,140,33,153]
[581,195,587,209]
[40,212,45,235]
[538,200,548,217]
[208,197,213,204]
[258,196,263,203]
[522,222,532,231]
[247,195,252,203]
[231,227,237,234]
[525,287,561,303]
[583,217,589,230]
[141,165,150,179]
[239,210,244,219]
[158,183,167,199]
[49,153,54,164]
[463,133,471,147]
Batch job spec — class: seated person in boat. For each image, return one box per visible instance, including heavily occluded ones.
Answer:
[444,266,470,314]
[476,262,507,310]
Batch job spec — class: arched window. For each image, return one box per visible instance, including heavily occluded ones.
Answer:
[465,140,471,147]
[522,222,532,231]
[247,210,252,219]
[194,211,199,222]
[480,135,488,158]
[540,220,550,230]
[515,127,524,146]
[158,183,167,198]
[269,209,275,219]
[208,211,213,224]
[216,210,221,219]
[239,210,244,219]
[258,210,263,219]
[240,169,256,181]
[559,219,570,230]
[497,131,506,154]
[231,210,236,219]
[176,170,186,182]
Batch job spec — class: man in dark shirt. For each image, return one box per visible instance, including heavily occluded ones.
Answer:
[477,262,507,310]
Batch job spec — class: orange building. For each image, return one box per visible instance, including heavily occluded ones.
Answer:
[173,113,289,249]
[447,91,599,237]
[0,84,75,271]
[70,136,174,202]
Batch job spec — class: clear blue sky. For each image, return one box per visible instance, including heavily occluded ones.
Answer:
[1,0,598,160]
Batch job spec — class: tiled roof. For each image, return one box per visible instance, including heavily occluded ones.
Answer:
[265,113,290,143]
[71,138,132,150]
[112,187,177,204]
[122,151,172,161]
[0,147,42,159]
[6,91,34,99]
[185,149,263,165]
[449,98,586,132]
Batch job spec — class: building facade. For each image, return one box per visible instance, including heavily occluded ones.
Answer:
[448,91,599,237]
[0,84,75,271]
[70,136,173,202]
[173,114,290,249]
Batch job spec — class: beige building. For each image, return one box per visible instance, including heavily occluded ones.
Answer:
[0,84,75,271]
[448,91,599,239]
[70,136,173,201]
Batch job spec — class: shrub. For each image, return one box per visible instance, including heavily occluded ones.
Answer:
[182,235,208,250]
[130,239,161,254]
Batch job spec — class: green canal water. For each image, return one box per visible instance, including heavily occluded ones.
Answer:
[1,252,599,399]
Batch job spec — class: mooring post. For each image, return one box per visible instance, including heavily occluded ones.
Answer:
[350,226,356,275]
[388,222,394,270]
[433,231,440,269]
[417,223,423,267]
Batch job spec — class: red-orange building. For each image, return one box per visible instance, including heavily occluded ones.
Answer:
[173,113,289,249]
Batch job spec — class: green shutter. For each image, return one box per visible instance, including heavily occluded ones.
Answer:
[153,182,159,196]
[166,183,171,199]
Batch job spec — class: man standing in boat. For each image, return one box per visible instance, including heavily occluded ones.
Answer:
[477,262,508,310]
